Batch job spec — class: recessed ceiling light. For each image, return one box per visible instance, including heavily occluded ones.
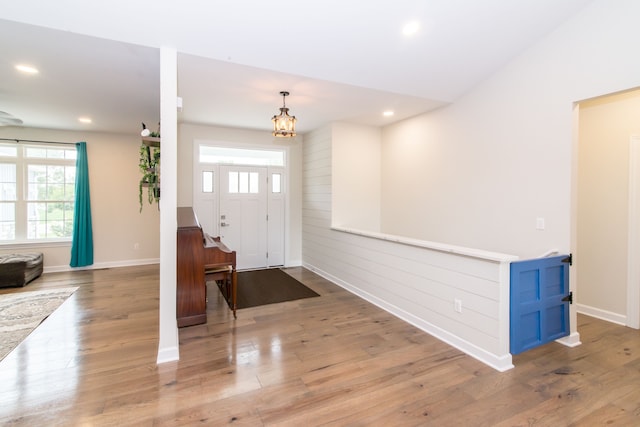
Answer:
[78,117,92,124]
[15,64,39,74]
[383,111,394,117]
[402,21,420,37]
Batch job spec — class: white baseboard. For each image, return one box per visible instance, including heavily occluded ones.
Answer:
[157,325,180,364]
[156,346,179,364]
[303,262,514,372]
[43,258,160,273]
[576,303,627,326]
[556,331,582,347]
[285,259,303,268]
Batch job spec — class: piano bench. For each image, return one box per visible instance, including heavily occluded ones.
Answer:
[205,265,236,319]
[205,265,233,276]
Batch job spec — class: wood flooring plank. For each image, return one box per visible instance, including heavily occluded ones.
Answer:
[1,265,640,426]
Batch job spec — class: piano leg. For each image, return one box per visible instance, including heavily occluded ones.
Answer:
[205,265,236,319]
[231,269,237,319]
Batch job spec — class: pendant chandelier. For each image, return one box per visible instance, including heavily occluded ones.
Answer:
[271,91,297,137]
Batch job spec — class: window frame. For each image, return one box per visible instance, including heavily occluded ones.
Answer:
[0,142,76,245]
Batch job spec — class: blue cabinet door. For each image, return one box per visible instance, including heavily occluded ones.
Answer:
[510,255,571,355]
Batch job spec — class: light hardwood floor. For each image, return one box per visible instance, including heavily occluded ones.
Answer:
[0,264,639,426]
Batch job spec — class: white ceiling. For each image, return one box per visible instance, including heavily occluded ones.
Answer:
[0,0,593,136]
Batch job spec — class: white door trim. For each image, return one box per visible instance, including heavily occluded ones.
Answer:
[192,140,290,266]
[627,135,640,329]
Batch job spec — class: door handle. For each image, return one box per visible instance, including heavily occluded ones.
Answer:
[221,222,230,227]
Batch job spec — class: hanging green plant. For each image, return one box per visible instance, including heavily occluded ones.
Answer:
[139,143,160,212]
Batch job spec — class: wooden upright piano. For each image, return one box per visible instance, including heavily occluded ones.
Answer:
[176,207,237,327]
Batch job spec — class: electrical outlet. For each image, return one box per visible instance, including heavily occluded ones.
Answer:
[134,242,140,250]
[454,298,462,313]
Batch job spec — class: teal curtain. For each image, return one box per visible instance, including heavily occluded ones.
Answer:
[70,141,94,267]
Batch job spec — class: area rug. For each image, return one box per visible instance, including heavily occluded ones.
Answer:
[235,269,319,309]
[0,286,78,361]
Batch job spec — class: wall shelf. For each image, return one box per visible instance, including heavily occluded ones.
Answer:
[141,136,160,147]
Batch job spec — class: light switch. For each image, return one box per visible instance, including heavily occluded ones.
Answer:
[536,217,545,230]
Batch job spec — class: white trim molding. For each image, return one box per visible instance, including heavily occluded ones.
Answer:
[577,303,627,326]
[627,135,640,329]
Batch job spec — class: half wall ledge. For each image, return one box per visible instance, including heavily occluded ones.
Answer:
[330,226,519,263]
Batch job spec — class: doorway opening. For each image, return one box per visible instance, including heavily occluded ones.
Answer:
[574,88,640,329]
[193,143,287,270]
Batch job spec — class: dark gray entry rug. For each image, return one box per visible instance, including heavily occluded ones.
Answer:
[236,268,319,309]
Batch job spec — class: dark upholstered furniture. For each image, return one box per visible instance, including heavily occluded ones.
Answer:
[0,253,44,288]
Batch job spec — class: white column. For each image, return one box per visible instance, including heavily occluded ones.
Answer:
[157,46,179,363]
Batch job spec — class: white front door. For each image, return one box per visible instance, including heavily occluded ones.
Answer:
[219,166,268,269]
[192,145,287,270]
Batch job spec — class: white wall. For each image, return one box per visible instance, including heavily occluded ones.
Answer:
[303,125,517,370]
[302,126,332,262]
[331,122,381,231]
[577,89,640,322]
[178,123,303,265]
[380,0,640,259]
[0,127,160,271]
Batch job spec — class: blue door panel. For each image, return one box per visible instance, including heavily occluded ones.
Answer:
[519,270,540,302]
[510,255,570,355]
[520,311,541,349]
[546,306,566,337]
[546,265,564,296]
